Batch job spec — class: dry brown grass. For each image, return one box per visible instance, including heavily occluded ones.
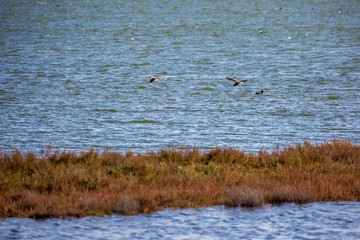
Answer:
[225,186,264,208]
[113,195,140,215]
[0,139,359,219]
[268,185,312,204]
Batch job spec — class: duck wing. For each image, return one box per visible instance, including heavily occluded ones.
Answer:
[142,73,154,78]
[226,77,240,83]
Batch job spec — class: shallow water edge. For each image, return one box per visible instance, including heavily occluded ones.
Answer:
[1,202,360,240]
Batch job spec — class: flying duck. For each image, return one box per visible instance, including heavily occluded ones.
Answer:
[143,74,165,83]
[226,77,248,86]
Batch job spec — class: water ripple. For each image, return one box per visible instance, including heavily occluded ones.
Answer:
[1,202,360,239]
[0,0,359,154]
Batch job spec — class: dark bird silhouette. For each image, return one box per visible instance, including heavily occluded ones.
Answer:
[226,77,248,86]
[143,74,165,83]
[256,90,264,95]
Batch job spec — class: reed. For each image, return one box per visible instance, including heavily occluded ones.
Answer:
[0,139,359,219]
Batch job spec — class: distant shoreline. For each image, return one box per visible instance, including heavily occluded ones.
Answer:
[1,139,359,220]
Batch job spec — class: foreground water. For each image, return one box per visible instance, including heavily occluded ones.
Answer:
[1,0,360,153]
[1,202,359,239]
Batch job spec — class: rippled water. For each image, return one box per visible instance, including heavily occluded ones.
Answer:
[1,1,360,238]
[1,0,359,153]
[1,202,360,239]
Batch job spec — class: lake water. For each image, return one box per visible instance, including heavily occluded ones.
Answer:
[1,202,360,239]
[1,0,360,238]
[1,0,359,154]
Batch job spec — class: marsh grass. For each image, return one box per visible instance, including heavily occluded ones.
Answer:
[113,195,140,215]
[225,186,264,208]
[0,139,359,219]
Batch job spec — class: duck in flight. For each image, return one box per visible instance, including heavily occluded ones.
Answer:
[143,74,165,83]
[226,77,248,86]
[256,90,264,95]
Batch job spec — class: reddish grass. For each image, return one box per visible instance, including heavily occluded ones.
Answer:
[0,139,359,219]
[225,186,264,208]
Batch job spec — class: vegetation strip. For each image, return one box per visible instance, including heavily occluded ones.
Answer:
[0,139,359,219]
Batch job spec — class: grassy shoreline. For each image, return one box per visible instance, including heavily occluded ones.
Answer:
[1,139,359,219]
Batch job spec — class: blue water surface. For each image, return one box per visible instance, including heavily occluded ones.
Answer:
[1,202,360,240]
[1,0,359,154]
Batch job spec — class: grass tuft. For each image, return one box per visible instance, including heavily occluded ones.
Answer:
[113,196,140,215]
[268,186,311,205]
[225,186,264,208]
